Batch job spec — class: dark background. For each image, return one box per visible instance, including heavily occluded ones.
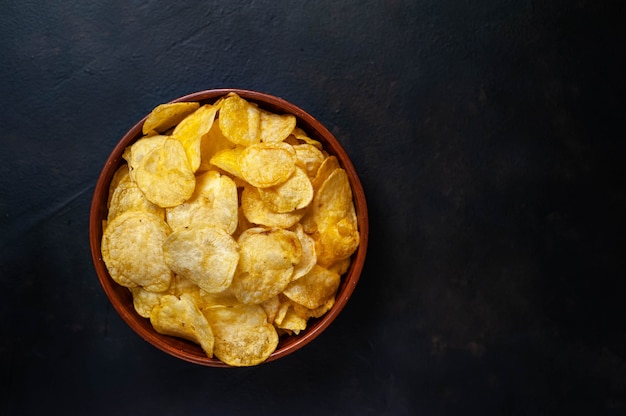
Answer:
[1,1,625,414]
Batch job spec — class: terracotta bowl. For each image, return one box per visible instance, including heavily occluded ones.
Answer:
[89,89,368,367]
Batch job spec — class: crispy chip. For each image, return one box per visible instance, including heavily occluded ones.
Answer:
[241,186,305,229]
[240,142,296,188]
[142,102,200,135]
[150,294,214,357]
[129,286,164,318]
[172,104,218,172]
[163,225,239,294]
[291,127,323,149]
[231,227,302,304]
[218,93,261,146]
[258,167,314,213]
[203,304,278,366]
[294,143,326,178]
[209,147,246,180]
[259,108,296,143]
[310,168,360,266]
[108,180,164,222]
[165,170,238,234]
[310,155,340,191]
[107,164,131,208]
[124,135,168,182]
[199,119,236,172]
[291,296,336,319]
[101,211,173,292]
[134,138,196,208]
[282,264,340,309]
[275,307,308,334]
[291,224,317,280]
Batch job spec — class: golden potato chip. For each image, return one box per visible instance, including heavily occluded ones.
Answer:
[260,295,281,324]
[203,304,278,367]
[129,286,164,318]
[142,102,200,135]
[198,119,236,172]
[275,307,307,334]
[258,167,314,213]
[291,224,317,281]
[240,142,296,188]
[165,170,238,234]
[291,296,336,319]
[294,143,326,178]
[218,93,261,146]
[310,155,340,191]
[259,108,296,143]
[134,138,196,208]
[327,257,352,276]
[124,135,168,182]
[241,186,305,229]
[197,287,241,309]
[311,168,360,266]
[282,264,340,309]
[291,127,323,149]
[150,293,214,357]
[172,104,218,172]
[231,227,302,304]
[107,164,131,208]
[168,274,202,300]
[209,147,246,181]
[101,211,173,292]
[163,225,239,294]
[107,179,165,222]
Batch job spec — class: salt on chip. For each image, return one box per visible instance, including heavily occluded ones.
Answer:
[218,93,261,146]
[166,170,238,234]
[282,264,340,310]
[134,138,196,208]
[259,108,296,143]
[310,168,360,266]
[241,186,305,229]
[142,102,200,135]
[240,142,296,188]
[150,294,214,357]
[258,167,313,213]
[101,211,173,292]
[172,104,218,172]
[203,304,278,367]
[163,225,239,294]
[231,227,302,305]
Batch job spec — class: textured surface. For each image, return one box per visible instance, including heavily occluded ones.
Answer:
[1,0,626,414]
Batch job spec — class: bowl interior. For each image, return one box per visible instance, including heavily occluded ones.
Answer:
[89,89,368,366]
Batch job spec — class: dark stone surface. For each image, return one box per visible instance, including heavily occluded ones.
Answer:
[1,1,625,414]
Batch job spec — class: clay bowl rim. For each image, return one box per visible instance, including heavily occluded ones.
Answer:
[89,88,369,367]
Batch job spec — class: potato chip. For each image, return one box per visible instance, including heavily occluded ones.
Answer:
[218,93,261,146]
[258,167,314,213]
[231,227,302,304]
[129,286,164,318]
[101,211,173,292]
[282,264,340,309]
[203,304,278,367]
[197,287,241,309]
[124,135,168,182]
[259,108,296,143]
[209,147,246,181]
[310,155,340,191]
[134,138,196,208]
[142,102,200,135]
[241,186,305,229]
[163,225,239,294]
[291,224,317,281]
[165,170,238,234]
[294,143,326,178]
[107,180,165,222]
[107,164,131,208]
[291,127,323,149]
[291,296,336,319]
[310,168,360,266]
[172,104,218,172]
[150,293,214,357]
[275,307,308,334]
[198,119,236,172]
[240,142,296,188]
[260,295,281,324]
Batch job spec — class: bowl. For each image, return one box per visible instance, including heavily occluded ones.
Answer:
[89,89,368,366]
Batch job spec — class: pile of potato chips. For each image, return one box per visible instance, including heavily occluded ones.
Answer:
[101,93,360,366]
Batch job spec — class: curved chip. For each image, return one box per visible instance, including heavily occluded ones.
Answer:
[129,286,165,318]
[142,102,200,135]
[107,179,165,222]
[172,104,218,172]
[166,170,238,234]
[258,167,314,213]
[209,147,246,181]
[294,143,326,178]
[218,93,261,146]
[163,225,240,294]
[240,142,296,188]
[199,119,236,172]
[282,264,340,309]
[101,211,173,292]
[291,224,317,281]
[134,138,196,208]
[124,135,168,182]
[231,227,302,305]
[241,186,305,229]
[259,108,296,143]
[150,294,214,358]
[203,304,278,367]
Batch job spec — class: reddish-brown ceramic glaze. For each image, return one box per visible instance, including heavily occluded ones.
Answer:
[89,89,369,367]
